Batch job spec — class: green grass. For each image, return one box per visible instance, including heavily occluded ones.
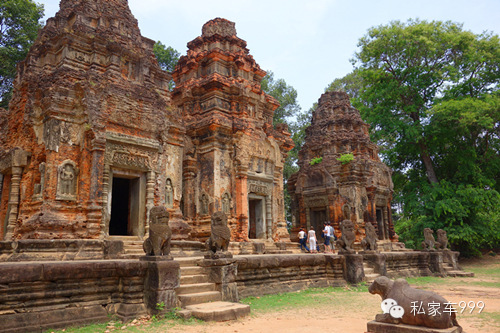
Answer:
[240,285,368,313]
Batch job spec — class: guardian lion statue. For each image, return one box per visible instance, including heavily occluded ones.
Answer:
[369,276,461,331]
[436,229,448,250]
[361,222,378,251]
[143,206,172,256]
[336,219,356,253]
[421,228,436,251]
[205,211,231,258]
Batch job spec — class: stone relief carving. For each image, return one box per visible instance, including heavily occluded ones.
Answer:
[165,178,174,209]
[200,193,209,215]
[33,162,46,199]
[56,160,78,200]
[222,192,231,214]
[248,179,271,196]
[304,196,328,208]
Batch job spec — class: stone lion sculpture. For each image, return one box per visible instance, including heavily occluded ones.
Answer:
[436,229,448,250]
[336,219,356,253]
[421,228,436,251]
[369,276,461,331]
[361,222,378,251]
[143,206,172,256]
[205,211,231,256]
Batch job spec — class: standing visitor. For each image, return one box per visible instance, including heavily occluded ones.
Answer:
[298,228,309,252]
[328,222,336,252]
[308,226,318,253]
[323,222,331,253]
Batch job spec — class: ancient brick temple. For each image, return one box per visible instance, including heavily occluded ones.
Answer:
[172,18,293,242]
[288,91,396,243]
[0,0,292,243]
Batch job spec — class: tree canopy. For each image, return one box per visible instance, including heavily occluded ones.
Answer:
[339,19,500,255]
[153,41,180,72]
[0,0,44,107]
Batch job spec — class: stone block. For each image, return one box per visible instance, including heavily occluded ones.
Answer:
[343,254,364,284]
[366,321,462,333]
[142,258,180,314]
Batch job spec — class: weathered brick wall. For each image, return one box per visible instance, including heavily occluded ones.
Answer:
[234,254,346,298]
[0,260,147,332]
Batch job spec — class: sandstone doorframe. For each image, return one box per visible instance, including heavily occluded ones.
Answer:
[247,177,273,240]
[102,132,160,239]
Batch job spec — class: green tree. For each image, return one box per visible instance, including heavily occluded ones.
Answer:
[153,41,180,72]
[348,19,500,256]
[261,71,308,226]
[0,0,44,107]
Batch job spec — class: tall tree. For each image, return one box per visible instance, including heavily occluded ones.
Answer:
[153,41,180,72]
[261,71,308,225]
[0,0,44,107]
[348,19,500,255]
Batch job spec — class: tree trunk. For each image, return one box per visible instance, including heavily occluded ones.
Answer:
[418,142,438,184]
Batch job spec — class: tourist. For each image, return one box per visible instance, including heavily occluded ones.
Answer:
[323,222,331,253]
[308,226,318,253]
[328,222,336,252]
[298,228,309,252]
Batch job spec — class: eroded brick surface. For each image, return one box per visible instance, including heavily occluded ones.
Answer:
[0,4,292,244]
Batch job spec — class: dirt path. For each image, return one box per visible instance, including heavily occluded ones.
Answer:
[167,256,500,333]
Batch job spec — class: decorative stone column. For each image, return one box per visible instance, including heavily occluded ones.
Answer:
[428,251,446,277]
[145,171,155,237]
[265,195,272,239]
[199,258,239,302]
[5,166,22,239]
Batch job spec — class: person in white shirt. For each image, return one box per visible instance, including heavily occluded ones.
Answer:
[323,222,332,253]
[328,222,336,252]
[297,228,309,252]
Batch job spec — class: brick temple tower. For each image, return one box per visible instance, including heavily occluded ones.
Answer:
[172,18,293,242]
[288,91,396,243]
[0,0,185,240]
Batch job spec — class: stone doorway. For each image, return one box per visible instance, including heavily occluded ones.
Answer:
[310,208,326,239]
[109,174,144,237]
[248,195,266,239]
[376,208,385,240]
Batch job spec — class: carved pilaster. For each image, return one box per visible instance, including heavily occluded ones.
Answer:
[265,195,272,239]
[6,167,22,239]
[145,171,155,237]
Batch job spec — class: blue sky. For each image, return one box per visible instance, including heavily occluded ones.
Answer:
[39,0,499,113]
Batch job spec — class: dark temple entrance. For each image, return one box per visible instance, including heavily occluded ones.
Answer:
[310,208,326,239]
[248,196,265,239]
[109,176,140,236]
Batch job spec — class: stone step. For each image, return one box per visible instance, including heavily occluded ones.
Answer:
[446,270,475,277]
[176,283,215,295]
[185,301,250,321]
[181,266,205,275]
[181,274,210,284]
[364,273,381,283]
[178,291,222,307]
[364,267,375,274]
[175,257,203,267]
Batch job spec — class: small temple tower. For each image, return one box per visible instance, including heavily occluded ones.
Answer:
[172,18,293,242]
[288,91,395,243]
[0,0,184,240]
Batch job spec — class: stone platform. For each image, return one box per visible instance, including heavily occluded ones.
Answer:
[366,321,462,333]
[184,301,250,321]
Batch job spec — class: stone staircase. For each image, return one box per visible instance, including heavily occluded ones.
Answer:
[175,257,250,321]
[363,262,381,283]
[109,236,144,259]
[443,262,474,277]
